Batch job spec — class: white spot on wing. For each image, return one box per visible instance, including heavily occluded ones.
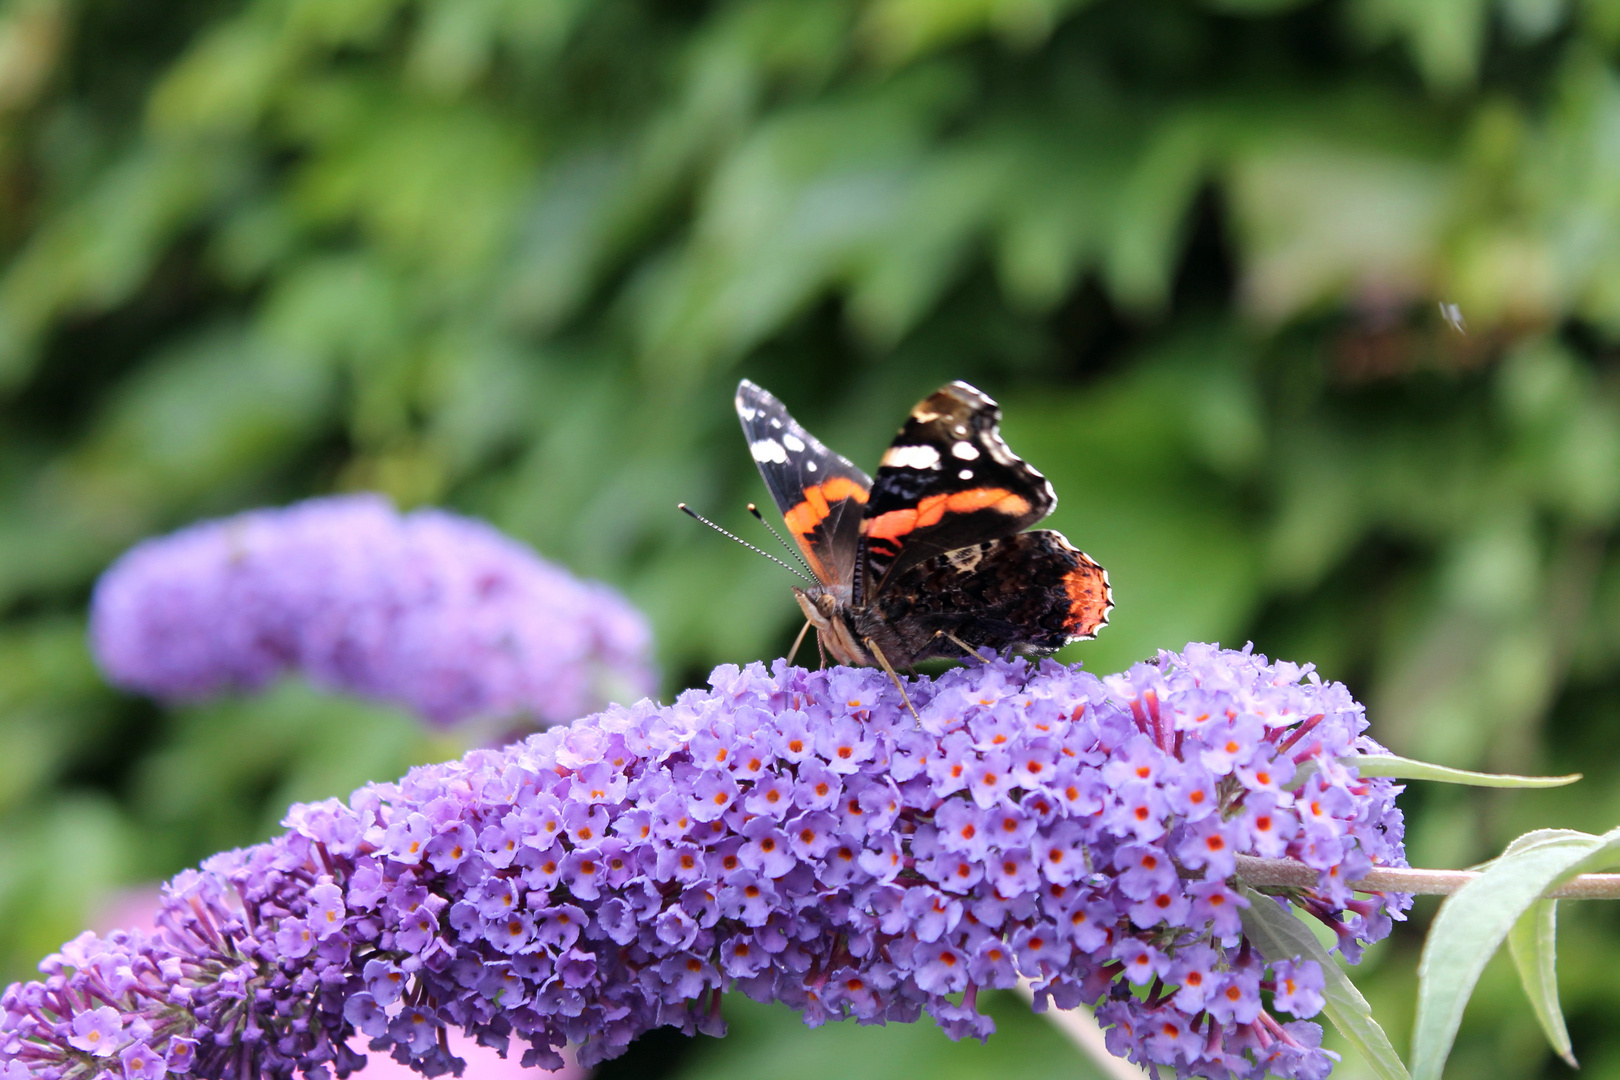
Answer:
[951,441,980,461]
[806,461,818,472]
[738,406,756,421]
[782,433,805,452]
[881,444,942,470]
[751,439,788,464]
[770,418,782,428]
[958,468,973,479]
[983,431,1019,467]
[950,381,996,408]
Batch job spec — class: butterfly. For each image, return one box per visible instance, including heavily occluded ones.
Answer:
[736,379,1111,675]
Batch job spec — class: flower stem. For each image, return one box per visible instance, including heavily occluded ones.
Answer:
[1234,855,1620,898]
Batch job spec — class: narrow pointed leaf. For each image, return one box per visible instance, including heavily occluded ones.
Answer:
[1501,828,1600,853]
[1239,887,1410,1080]
[1412,826,1620,1080]
[1507,899,1575,1068]
[1347,754,1581,789]
[1496,829,1600,861]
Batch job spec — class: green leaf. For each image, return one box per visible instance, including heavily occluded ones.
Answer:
[1507,899,1575,1068]
[1411,825,1620,1080]
[1498,828,1600,858]
[1239,887,1410,1080]
[1346,753,1581,788]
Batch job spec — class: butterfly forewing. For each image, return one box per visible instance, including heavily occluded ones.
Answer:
[735,380,871,588]
[858,381,1055,598]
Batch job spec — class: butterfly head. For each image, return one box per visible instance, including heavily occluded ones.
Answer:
[790,583,868,668]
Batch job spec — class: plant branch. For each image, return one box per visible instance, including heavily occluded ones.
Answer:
[1235,855,1620,898]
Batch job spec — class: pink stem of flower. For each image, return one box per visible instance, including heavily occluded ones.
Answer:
[1129,698,1152,739]
[1258,1008,1302,1047]
[1274,714,1324,756]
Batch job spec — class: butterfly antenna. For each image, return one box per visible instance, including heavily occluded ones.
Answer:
[679,504,812,582]
[747,503,817,578]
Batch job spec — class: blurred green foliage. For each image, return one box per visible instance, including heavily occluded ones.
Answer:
[5,0,1620,1076]
[663,991,1107,1080]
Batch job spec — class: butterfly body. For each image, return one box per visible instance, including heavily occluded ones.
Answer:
[738,379,1112,669]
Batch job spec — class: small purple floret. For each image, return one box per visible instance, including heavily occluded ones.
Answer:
[0,645,1407,1080]
[89,494,657,728]
[65,1008,121,1057]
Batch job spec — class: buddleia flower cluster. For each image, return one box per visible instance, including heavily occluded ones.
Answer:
[0,646,1407,1080]
[90,495,656,728]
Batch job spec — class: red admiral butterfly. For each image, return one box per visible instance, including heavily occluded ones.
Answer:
[733,379,1111,674]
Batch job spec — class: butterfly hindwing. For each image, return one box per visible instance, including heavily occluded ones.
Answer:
[858,381,1055,598]
[735,379,871,587]
[871,530,1112,662]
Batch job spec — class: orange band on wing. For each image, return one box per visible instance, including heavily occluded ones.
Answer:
[783,477,869,540]
[861,488,1031,543]
[782,478,869,581]
[1061,560,1112,638]
[785,488,830,538]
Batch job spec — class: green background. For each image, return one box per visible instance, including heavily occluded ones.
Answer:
[3,0,1620,1075]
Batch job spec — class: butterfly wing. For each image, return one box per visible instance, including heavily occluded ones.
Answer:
[858,381,1054,598]
[736,380,871,588]
[873,530,1112,661]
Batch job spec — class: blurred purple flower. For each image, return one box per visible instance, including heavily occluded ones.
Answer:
[1,646,1406,1080]
[89,495,656,728]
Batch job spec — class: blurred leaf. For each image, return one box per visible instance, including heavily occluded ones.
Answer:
[0,795,133,978]
[1010,336,1264,673]
[668,991,1108,1080]
[1103,111,1215,311]
[861,0,1094,63]
[1228,140,1450,322]
[290,97,533,276]
[0,0,65,115]
[1350,0,1490,92]
[499,150,637,333]
[132,679,457,865]
[148,19,285,136]
[0,146,242,386]
[69,326,335,518]
[635,69,968,373]
[0,619,109,814]
[406,0,591,94]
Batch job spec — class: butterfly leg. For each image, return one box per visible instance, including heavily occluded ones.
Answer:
[786,619,813,667]
[941,630,992,666]
[863,637,919,719]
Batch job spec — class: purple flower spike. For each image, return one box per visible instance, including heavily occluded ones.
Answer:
[89,495,657,728]
[0,646,1407,1080]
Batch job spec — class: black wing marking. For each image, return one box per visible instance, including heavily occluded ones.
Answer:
[735,380,871,588]
[858,381,1054,598]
